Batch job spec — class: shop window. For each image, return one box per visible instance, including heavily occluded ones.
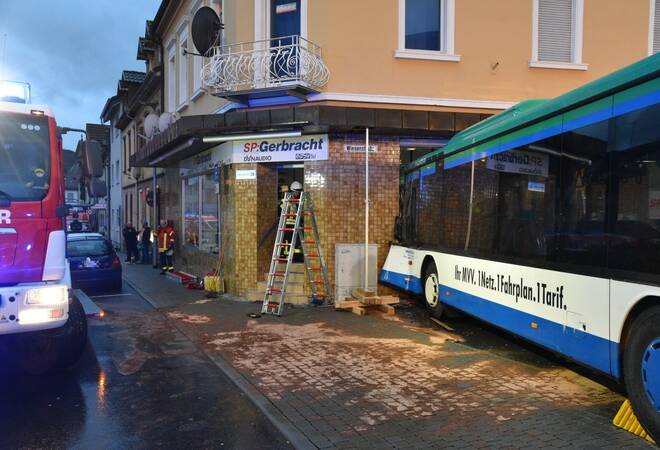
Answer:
[183,173,220,254]
[608,103,660,275]
[200,173,219,254]
[184,176,200,246]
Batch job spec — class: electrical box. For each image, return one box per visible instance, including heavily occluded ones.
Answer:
[335,244,378,301]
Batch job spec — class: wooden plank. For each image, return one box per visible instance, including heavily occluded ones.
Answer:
[352,288,376,301]
[351,306,366,316]
[430,317,455,332]
[335,300,362,309]
[377,304,396,316]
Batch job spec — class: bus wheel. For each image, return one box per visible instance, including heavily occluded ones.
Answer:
[423,261,443,319]
[623,306,660,441]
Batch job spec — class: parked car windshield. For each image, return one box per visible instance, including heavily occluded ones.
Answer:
[0,111,51,201]
[67,239,113,257]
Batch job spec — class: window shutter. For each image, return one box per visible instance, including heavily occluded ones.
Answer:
[538,0,574,63]
[654,0,660,54]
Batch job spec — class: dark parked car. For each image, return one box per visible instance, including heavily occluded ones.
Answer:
[67,233,122,292]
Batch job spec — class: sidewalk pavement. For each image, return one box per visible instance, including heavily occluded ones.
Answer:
[121,260,652,450]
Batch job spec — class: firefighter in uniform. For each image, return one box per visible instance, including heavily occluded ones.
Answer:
[156,219,176,274]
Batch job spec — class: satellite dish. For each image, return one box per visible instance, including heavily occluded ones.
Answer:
[158,112,174,133]
[192,6,222,55]
[144,113,159,139]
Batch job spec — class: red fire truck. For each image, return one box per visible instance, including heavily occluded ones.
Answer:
[0,82,87,373]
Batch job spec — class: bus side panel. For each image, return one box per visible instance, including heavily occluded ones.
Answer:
[610,280,660,378]
[434,252,614,376]
[380,245,425,295]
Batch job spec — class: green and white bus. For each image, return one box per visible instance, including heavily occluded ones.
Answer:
[381,53,660,438]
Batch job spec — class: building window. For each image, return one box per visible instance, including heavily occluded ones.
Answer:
[650,0,660,54]
[396,0,458,61]
[531,0,586,70]
[405,0,442,51]
[178,24,189,109]
[182,173,220,254]
[123,136,127,172]
[167,43,176,113]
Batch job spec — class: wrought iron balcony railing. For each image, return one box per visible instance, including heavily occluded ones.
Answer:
[201,35,330,97]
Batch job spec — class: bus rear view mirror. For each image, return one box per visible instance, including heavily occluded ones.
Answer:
[77,139,104,178]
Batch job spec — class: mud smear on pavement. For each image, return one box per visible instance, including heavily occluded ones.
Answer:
[166,312,212,324]
[198,320,625,432]
[103,308,182,376]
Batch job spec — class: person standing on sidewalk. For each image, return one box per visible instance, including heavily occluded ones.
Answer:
[140,222,152,264]
[123,223,139,263]
[157,219,176,274]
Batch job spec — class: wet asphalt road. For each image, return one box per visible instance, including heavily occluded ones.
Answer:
[0,284,291,450]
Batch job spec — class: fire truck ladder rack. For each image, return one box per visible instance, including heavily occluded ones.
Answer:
[261,191,332,316]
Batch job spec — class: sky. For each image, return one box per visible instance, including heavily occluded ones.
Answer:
[0,0,161,150]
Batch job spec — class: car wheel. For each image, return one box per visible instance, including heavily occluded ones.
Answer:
[55,297,88,369]
[112,279,123,293]
[623,305,660,441]
[423,261,444,319]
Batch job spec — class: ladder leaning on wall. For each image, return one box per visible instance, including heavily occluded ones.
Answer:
[261,191,332,316]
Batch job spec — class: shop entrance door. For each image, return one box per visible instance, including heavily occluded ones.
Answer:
[276,165,304,216]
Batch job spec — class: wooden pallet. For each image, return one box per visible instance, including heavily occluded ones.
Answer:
[335,288,399,316]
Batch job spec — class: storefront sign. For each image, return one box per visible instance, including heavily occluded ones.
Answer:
[486,150,549,177]
[180,148,218,177]
[215,134,329,164]
[236,169,257,180]
[180,134,329,176]
[344,144,378,153]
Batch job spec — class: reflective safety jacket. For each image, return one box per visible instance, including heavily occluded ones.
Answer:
[157,226,176,252]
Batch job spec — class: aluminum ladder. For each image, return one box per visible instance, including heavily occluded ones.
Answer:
[261,191,332,316]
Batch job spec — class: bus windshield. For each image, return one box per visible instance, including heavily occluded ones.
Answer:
[0,112,51,201]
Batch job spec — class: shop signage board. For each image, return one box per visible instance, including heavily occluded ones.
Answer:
[216,134,329,164]
[179,134,329,177]
[344,144,378,153]
[486,150,549,177]
[236,169,257,180]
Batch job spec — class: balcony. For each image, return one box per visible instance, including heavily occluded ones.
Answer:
[201,35,329,102]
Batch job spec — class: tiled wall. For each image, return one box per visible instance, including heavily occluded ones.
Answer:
[305,134,400,298]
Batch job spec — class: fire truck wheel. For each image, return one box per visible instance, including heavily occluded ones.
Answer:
[55,297,88,369]
[17,332,59,375]
[623,305,660,441]
[423,261,444,319]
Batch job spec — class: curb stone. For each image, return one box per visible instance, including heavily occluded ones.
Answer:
[123,275,317,450]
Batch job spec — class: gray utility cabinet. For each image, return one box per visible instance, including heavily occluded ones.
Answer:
[334,244,378,301]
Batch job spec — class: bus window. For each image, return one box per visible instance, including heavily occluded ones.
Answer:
[469,159,499,254]
[481,137,560,261]
[556,119,609,268]
[608,103,660,276]
[440,162,471,249]
[416,162,443,247]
